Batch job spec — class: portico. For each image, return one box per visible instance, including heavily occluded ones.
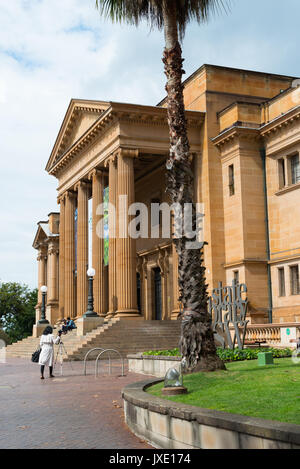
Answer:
[33,99,203,326]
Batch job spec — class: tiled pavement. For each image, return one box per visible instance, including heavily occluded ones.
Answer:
[0,358,152,449]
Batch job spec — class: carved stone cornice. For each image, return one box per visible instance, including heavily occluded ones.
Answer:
[213,126,260,150]
[260,106,300,138]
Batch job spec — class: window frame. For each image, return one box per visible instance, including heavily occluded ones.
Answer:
[278,267,286,297]
[290,265,300,296]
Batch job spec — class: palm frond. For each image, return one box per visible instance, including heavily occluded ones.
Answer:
[95,0,228,40]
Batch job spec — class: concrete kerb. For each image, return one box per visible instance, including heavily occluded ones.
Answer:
[122,379,300,449]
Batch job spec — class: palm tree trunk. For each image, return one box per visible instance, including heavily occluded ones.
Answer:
[162,0,225,372]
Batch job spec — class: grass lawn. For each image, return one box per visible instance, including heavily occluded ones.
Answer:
[147,358,300,425]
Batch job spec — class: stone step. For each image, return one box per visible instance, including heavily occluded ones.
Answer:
[6,319,181,360]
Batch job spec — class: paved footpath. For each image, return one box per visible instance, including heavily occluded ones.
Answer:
[0,358,152,449]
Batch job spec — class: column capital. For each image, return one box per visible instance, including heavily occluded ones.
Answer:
[57,193,67,205]
[104,153,117,168]
[48,244,59,256]
[37,244,48,260]
[88,168,104,181]
[74,180,89,192]
[65,190,77,201]
[105,148,139,168]
[37,253,46,262]
[117,148,139,160]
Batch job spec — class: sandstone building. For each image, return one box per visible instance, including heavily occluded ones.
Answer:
[33,64,300,327]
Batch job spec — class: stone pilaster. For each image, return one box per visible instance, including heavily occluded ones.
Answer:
[46,241,59,323]
[106,155,118,316]
[89,169,106,316]
[58,195,65,319]
[64,191,76,318]
[158,249,170,320]
[116,149,140,317]
[171,243,181,320]
[75,181,89,317]
[35,245,47,323]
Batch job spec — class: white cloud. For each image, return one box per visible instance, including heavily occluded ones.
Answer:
[0,0,300,287]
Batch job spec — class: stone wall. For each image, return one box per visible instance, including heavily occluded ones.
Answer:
[122,379,300,450]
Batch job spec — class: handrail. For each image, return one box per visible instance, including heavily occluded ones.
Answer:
[83,348,105,375]
[95,349,124,377]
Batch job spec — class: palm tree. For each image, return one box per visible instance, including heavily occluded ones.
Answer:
[96,0,226,372]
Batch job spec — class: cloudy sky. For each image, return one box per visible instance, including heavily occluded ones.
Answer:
[1,0,300,288]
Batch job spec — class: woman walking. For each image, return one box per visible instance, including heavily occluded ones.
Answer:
[39,326,61,379]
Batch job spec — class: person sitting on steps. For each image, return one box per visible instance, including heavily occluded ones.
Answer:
[66,317,76,331]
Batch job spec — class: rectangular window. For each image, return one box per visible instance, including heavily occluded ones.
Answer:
[278,268,286,297]
[278,158,286,189]
[233,270,239,284]
[229,165,235,196]
[290,265,300,295]
[291,154,300,185]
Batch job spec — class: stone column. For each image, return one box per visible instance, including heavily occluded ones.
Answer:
[106,155,118,316]
[35,245,47,323]
[58,195,65,319]
[116,149,140,317]
[89,169,106,316]
[46,241,59,323]
[171,243,181,320]
[159,249,170,320]
[75,181,89,317]
[64,191,76,318]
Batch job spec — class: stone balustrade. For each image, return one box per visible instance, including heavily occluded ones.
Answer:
[243,323,300,346]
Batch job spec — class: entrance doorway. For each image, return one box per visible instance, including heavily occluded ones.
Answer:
[153,267,162,320]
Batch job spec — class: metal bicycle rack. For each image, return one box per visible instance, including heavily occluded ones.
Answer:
[83,348,105,375]
[95,349,125,377]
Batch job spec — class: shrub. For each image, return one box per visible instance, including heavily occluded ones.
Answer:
[143,347,293,362]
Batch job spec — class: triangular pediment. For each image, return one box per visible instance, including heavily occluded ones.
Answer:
[46,99,110,172]
[32,222,48,249]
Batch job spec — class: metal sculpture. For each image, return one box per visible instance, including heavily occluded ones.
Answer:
[209,280,249,350]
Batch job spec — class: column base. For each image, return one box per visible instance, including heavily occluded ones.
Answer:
[46,302,59,324]
[76,316,104,336]
[171,310,181,320]
[106,311,117,319]
[33,324,53,338]
[115,309,141,318]
[98,312,107,318]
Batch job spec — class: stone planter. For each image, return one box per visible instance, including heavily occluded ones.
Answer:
[128,353,181,378]
[122,379,300,450]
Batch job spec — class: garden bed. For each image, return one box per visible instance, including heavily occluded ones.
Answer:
[147,358,300,425]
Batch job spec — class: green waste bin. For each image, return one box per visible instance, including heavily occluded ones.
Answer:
[258,352,274,366]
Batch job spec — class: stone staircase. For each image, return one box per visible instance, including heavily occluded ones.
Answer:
[5,319,181,361]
